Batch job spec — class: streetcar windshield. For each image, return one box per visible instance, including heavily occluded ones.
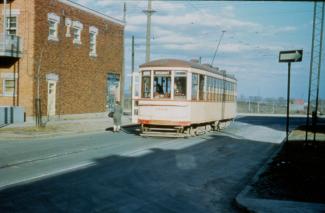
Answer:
[153,71,171,99]
[174,71,187,100]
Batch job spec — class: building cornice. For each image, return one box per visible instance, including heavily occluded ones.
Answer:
[58,0,125,27]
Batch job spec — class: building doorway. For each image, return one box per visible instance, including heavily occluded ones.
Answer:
[106,73,120,112]
[47,80,57,116]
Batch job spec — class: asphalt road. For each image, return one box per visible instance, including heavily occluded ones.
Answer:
[0,116,306,213]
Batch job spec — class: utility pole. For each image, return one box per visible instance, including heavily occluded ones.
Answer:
[121,2,127,110]
[35,47,45,127]
[132,36,135,74]
[130,36,135,116]
[123,2,126,23]
[211,30,226,66]
[143,0,155,63]
[306,2,324,142]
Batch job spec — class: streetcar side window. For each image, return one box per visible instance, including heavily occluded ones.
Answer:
[207,77,211,101]
[216,79,220,101]
[174,71,187,100]
[212,78,217,102]
[199,75,205,101]
[153,71,171,99]
[141,71,151,98]
[191,73,198,100]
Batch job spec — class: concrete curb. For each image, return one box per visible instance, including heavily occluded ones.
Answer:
[0,123,138,141]
[234,140,325,213]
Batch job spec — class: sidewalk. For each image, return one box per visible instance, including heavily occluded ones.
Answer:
[235,127,325,212]
[0,113,133,141]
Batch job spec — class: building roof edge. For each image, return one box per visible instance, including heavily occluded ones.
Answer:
[58,0,125,26]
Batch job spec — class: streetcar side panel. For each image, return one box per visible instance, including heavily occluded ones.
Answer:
[189,102,236,125]
[138,100,191,126]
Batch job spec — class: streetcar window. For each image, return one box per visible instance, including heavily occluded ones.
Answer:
[191,73,198,100]
[212,78,217,101]
[174,76,187,99]
[153,71,171,99]
[199,75,205,101]
[141,71,151,98]
[206,77,210,101]
[218,79,223,102]
[209,77,214,101]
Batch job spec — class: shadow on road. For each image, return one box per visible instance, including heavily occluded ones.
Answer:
[235,116,308,131]
[0,134,278,213]
[106,125,139,135]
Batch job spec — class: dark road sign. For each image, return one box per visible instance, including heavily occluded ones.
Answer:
[279,50,303,63]
[278,49,303,142]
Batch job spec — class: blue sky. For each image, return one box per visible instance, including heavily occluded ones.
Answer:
[75,0,324,100]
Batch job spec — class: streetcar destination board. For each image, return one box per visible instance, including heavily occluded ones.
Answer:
[279,50,303,63]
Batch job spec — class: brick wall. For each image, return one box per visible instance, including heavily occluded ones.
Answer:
[34,0,124,116]
[1,0,124,117]
[0,0,36,116]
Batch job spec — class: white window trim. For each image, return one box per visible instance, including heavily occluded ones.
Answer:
[89,26,98,57]
[2,9,20,16]
[89,26,98,34]
[48,13,60,41]
[65,18,72,37]
[3,9,20,36]
[72,21,83,44]
[6,15,18,35]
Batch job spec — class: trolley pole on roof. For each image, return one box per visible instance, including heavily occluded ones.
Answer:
[211,30,226,66]
[144,0,156,63]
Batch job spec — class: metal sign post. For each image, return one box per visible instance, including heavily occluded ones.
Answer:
[279,50,303,142]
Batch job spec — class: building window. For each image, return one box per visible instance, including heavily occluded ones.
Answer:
[3,79,16,97]
[6,16,17,35]
[48,13,60,41]
[72,21,83,44]
[89,26,98,57]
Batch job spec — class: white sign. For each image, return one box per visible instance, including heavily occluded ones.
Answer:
[279,50,303,63]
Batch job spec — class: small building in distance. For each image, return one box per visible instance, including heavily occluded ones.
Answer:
[0,0,124,121]
[290,99,305,113]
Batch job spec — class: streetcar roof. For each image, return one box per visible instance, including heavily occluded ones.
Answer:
[139,59,236,80]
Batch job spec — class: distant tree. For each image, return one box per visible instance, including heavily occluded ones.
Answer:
[239,94,246,102]
[265,97,275,103]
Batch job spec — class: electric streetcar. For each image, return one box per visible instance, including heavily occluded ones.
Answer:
[132,59,237,137]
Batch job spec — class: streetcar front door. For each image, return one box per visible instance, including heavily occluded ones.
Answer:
[132,72,140,123]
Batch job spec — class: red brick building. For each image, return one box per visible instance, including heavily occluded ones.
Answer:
[0,0,124,119]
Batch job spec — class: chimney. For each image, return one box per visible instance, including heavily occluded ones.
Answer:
[190,59,199,64]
